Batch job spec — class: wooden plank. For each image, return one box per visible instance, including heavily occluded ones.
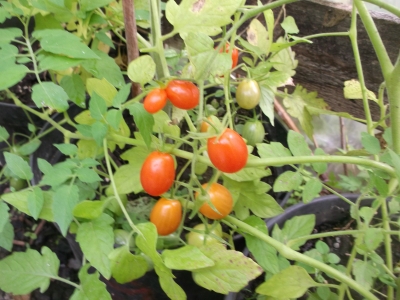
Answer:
[281,0,400,121]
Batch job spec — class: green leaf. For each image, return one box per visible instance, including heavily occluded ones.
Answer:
[361,132,381,155]
[79,0,113,11]
[76,167,101,183]
[283,85,327,139]
[127,55,156,85]
[224,178,283,220]
[166,0,242,37]
[257,142,291,162]
[0,63,29,91]
[273,170,303,193]
[106,109,122,130]
[0,247,60,295]
[70,264,111,300]
[192,243,263,294]
[302,178,322,203]
[315,240,330,255]
[0,28,22,44]
[40,162,73,188]
[136,222,186,300]
[281,16,299,34]
[162,245,215,270]
[128,103,154,148]
[312,148,328,174]
[256,266,318,298]
[1,190,54,221]
[352,260,379,290]
[37,53,83,71]
[53,185,79,236]
[27,187,44,220]
[270,37,298,75]
[364,228,384,251]
[259,85,275,125]
[81,50,124,88]
[272,214,315,250]
[152,110,181,138]
[76,214,114,279]
[0,126,9,142]
[343,79,377,102]
[31,82,69,112]
[73,200,106,219]
[109,246,147,284]
[18,139,42,156]
[0,202,9,232]
[247,19,270,55]
[32,29,100,59]
[4,152,33,180]
[54,143,78,156]
[369,171,388,197]
[112,83,132,108]
[89,93,107,120]
[287,130,312,157]
[113,163,144,194]
[60,74,86,107]
[87,78,117,107]
[91,121,108,146]
[243,216,280,274]
[0,221,14,251]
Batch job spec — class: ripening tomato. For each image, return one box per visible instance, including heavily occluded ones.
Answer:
[219,43,239,69]
[242,119,265,146]
[143,88,167,114]
[186,223,223,246]
[236,79,261,110]
[165,80,199,110]
[150,198,182,236]
[207,128,248,173]
[140,151,175,196]
[196,183,233,220]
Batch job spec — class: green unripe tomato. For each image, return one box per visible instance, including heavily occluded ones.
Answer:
[186,223,223,247]
[235,79,261,110]
[242,120,265,146]
[9,177,27,191]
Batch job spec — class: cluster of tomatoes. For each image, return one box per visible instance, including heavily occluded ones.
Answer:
[139,43,265,241]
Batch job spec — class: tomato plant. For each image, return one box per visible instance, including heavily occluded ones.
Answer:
[242,119,265,146]
[165,80,199,110]
[143,88,167,114]
[236,79,261,110]
[140,151,175,196]
[196,183,233,220]
[200,115,221,133]
[150,198,182,236]
[207,128,248,173]
[186,223,223,247]
[9,177,27,191]
[219,43,239,69]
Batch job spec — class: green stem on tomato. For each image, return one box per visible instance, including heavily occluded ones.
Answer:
[224,215,378,300]
[302,32,350,40]
[103,139,140,234]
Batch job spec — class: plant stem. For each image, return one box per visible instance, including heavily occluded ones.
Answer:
[54,276,81,289]
[103,139,140,234]
[380,195,394,299]
[302,32,350,39]
[348,4,374,135]
[362,0,400,18]
[287,229,362,248]
[225,215,379,300]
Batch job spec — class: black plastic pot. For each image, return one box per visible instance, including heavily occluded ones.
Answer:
[226,193,374,300]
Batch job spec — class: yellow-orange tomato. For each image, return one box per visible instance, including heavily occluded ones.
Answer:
[150,198,182,236]
[196,183,233,220]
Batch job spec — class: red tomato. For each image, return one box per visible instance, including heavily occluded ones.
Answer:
[165,80,199,110]
[207,128,248,173]
[196,183,233,220]
[219,43,239,69]
[143,88,167,114]
[150,198,182,236]
[140,151,175,196]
